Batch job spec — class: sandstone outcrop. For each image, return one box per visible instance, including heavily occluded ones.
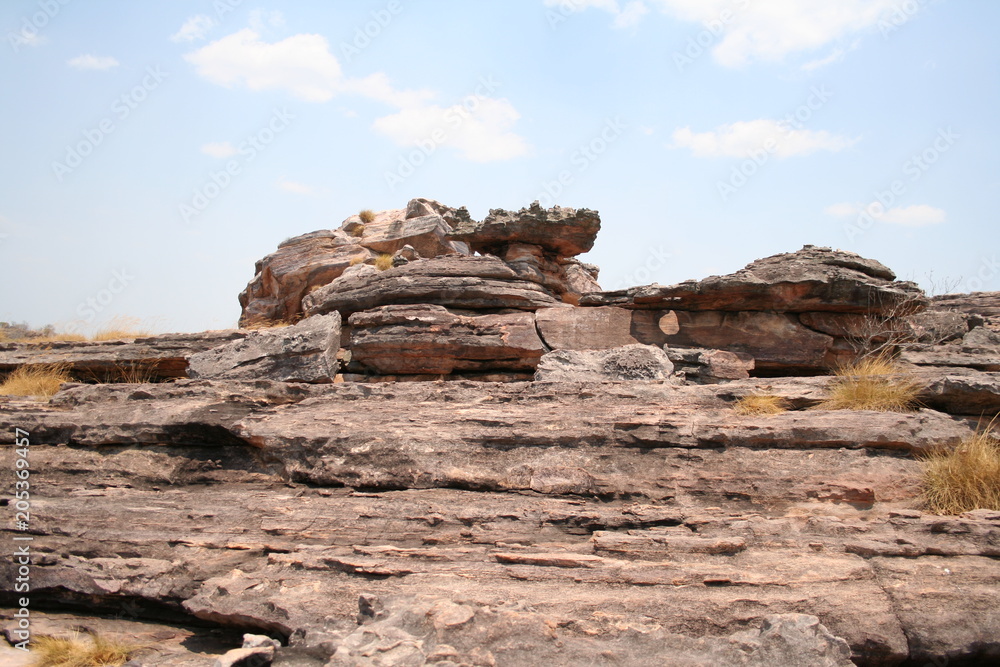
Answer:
[3,202,999,665]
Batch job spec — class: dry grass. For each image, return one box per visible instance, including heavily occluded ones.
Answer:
[0,364,73,399]
[108,363,157,384]
[12,333,89,344]
[733,394,788,416]
[31,632,138,667]
[374,254,394,271]
[921,427,1000,514]
[816,355,922,413]
[91,317,150,341]
[349,255,367,266]
[358,209,376,224]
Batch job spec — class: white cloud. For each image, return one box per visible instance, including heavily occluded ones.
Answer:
[185,29,344,102]
[171,15,216,43]
[200,142,238,159]
[826,202,947,227]
[185,28,530,163]
[801,39,861,71]
[551,0,902,65]
[672,119,856,158]
[67,54,119,71]
[276,178,314,195]
[373,98,530,162]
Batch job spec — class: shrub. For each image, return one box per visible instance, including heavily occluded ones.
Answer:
[0,364,73,399]
[31,631,138,667]
[374,254,394,271]
[358,209,376,224]
[347,223,366,238]
[921,427,1000,514]
[816,355,922,412]
[733,394,787,416]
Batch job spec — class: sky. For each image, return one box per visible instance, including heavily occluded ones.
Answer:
[1,0,997,335]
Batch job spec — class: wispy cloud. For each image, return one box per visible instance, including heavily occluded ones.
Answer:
[672,119,857,158]
[373,98,531,162]
[67,54,119,71]
[185,27,530,162]
[826,202,947,227]
[170,15,216,43]
[551,0,902,66]
[200,142,238,159]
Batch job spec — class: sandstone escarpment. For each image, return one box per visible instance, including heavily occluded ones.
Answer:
[2,201,999,665]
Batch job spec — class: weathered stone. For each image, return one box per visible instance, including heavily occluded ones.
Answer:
[448,201,601,257]
[911,367,1000,416]
[349,304,545,375]
[582,245,927,315]
[214,646,274,667]
[188,313,341,383]
[0,331,247,381]
[906,309,971,343]
[404,196,473,228]
[536,306,650,350]
[660,310,836,373]
[534,345,675,382]
[930,291,1000,330]
[303,255,563,318]
[665,346,755,383]
[238,230,364,326]
[359,214,464,259]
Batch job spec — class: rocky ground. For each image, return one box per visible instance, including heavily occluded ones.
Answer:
[1,200,999,666]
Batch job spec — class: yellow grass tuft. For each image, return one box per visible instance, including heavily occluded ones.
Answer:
[733,394,787,416]
[358,209,376,224]
[816,355,922,413]
[0,364,73,399]
[31,632,138,667]
[374,254,394,271]
[108,363,157,384]
[921,427,1000,514]
[349,255,367,266]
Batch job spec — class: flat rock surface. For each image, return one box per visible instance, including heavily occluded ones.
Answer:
[1,376,998,664]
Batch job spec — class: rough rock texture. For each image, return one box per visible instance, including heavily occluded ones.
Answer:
[238,230,364,327]
[665,346,755,383]
[930,291,1000,330]
[304,255,564,319]
[533,344,675,382]
[448,201,601,257]
[188,313,341,383]
[2,377,999,666]
[348,304,545,376]
[0,331,245,381]
[582,245,926,315]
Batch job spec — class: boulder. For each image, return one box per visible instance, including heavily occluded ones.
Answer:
[534,344,675,382]
[303,255,563,318]
[582,245,927,315]
[448,201,601,257]
[358,214,464,259]
[238,231,366,327]
[188,313,341,383]
[665,346,755,383]
[348,304,546,376]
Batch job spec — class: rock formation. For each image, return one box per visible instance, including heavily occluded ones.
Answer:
[1,200,999,665]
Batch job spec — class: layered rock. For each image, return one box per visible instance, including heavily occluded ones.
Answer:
[447,201,601,257]
[303,255,564,319]
[188,313,341,383]
[2,378,999,665]
[347,304,545,377]
[0,331,245,382]
[583,245,925,314]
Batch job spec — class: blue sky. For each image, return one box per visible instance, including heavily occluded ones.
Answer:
[1,0,997,334]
